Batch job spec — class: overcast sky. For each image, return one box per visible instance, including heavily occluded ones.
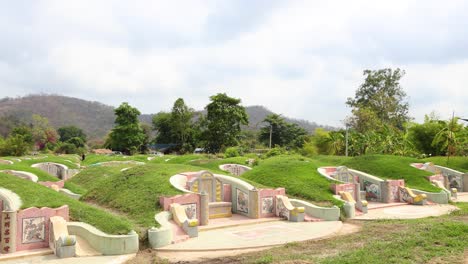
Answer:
[1,1,467,127]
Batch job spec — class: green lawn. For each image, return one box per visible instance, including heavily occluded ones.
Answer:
[0,154,84,182]
[0,172,132,235]
[424,156,468,173]
[65,164,133,195]
[187,156,251,174]
[0,163,59,182]
[311,155,439,192]
[79,163,207,228]
[80,153,150,166]
[242,155,340,206]
[192,202,468,264]
[18,155,81,169]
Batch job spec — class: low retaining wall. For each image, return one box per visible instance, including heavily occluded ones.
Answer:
[0,170,38,182]
[31,163,79,180]
[289,199,340,221]
[219,164,252,176]
[67,222,138,255]
[59,189,81,200]
[411,189,449,204]
[149,211,173,248]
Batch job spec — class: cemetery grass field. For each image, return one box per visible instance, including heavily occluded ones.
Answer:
[424,156,468,173]
[189,202,468,264]
[313,154,440,192]
[242,155,341,206]
[1,152,466,254]
[0,172,133,234]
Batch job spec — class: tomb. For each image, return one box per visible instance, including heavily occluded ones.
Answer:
[412,162,468,201]
[318,166,437,218]
[219,163,252,176]
[0,187,138,259]
[151,170,341,248]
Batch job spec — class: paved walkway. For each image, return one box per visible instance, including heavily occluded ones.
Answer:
[199,214,283,231]
[354,203,458,220]
[455,192,468,202]
[158,220,343,251]
[0,254,135,264]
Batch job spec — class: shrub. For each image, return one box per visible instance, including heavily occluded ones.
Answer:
[0,134,31,156]
[55,142,77,154]
[264,147,286,158]
[224,147,240,158]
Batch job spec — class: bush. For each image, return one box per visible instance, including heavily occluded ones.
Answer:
[300,140,318,157]
[264,147,286,158]
[224,147,240,158]
[0,134,31,156]
[55,142,77,154]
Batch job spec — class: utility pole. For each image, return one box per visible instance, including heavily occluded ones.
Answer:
[345,124,349,157]
[269,124,272,149]
[447,111,455,164]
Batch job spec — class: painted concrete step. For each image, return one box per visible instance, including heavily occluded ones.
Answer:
[172,235,190,244]
[199,215,283,232]
[75,235,102,257]
[304,214,323,222]
[169,220,190,244]
[355,210,365,216]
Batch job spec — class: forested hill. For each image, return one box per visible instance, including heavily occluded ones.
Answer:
[0,95,333,139]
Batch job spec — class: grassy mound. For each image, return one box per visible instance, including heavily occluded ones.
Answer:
[312,155,439,192]
[77,163,206,228]
[187,156,250,174]
[19,155,81,169]
[242,155,340,206]
[424,156,468,173]
[81,154,149,166]
[0,172,132,234]
[65,164,133,195]
[0,163,59,182]
[0,154,82,182]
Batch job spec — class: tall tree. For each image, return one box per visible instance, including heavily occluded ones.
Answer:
[204,93,248,153]
[107,102,145,155]
[432,116,462,158]
[152,112,174,144]
[259,114,308,149]
[170,98,194,149]
[31,114,59,150]
[58,126,87,143]
[347,68,410,131]
[151,99,197,153]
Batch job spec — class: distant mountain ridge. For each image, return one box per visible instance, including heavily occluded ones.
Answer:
[0,94,334,140]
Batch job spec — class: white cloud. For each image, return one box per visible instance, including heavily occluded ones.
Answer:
[0,0,467,127]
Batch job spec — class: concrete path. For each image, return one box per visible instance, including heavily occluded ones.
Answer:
[158,220,343,251]
[0,253,135,264]
[455,192,468,202]
[156,222,359,262]
[354,204,458,220]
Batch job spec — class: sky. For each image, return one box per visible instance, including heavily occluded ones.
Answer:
[0,0,467,127]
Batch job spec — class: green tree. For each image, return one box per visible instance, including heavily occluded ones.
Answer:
[31,114,59,150]
[171,98,194,148]
[408,115,445,155]
[11,126,33,145]
[58,126,87,143]
[204,93,248,153]
[152,112,174,144]
[432,116,463,158]
[347,68,410,131]
[0,134,30,156]
[107,102,145,155]
[259,114,308,149]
